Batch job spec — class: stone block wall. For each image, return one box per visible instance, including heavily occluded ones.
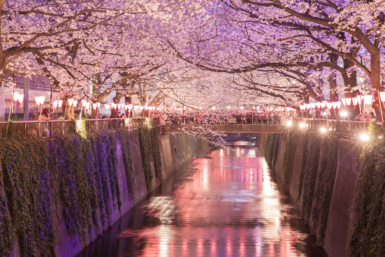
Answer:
[256,133,361,257]
[0,130,209,257]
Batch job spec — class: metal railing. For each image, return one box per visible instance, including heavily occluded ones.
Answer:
[0,117,159,138]
[293,118,384,138]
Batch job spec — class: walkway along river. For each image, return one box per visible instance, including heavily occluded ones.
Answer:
[77,135,326,257]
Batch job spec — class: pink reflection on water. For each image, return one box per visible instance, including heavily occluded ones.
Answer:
[98,143,325,257]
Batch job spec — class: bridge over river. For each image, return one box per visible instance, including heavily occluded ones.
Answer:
[161,124,287,133]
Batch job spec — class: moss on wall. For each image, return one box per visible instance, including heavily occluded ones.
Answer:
[310,135,338,243]
[138,125,163,191]
[0,127,137,256]
[282,131,298,192]
[261,131,338,246]
[347,139,385,257]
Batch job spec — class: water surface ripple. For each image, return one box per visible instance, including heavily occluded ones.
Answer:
[78,138,326,257]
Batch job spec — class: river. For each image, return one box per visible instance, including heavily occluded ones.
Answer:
[77,135,326,257]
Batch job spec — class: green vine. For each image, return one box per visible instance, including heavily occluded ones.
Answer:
[299,135,321,222]
[297,132,309,202]
[271,134,281,168]
[0,125,126,256]
[1,135,55,256]
[117,129,136,201]
[138,125,163,191]
[264,134,276,166]
[310,135,338,243]
[151,128,163,183]
[347,141,381,256]
[282,131,298,192]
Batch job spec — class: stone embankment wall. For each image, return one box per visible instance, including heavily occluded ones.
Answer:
[257,132,362,257]
[0,128,208,257]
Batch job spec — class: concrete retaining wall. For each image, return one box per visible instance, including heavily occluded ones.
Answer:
[1,130,209,257]
[256,133,361,257]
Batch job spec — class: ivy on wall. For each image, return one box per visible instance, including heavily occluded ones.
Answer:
[347,136,384,256]
[261,131,339,247]
[297,133,309,202]
[310,135,338,243]
[0,126,135,256]
[138,125,163,191]
[117,129,136,201]
[282,131,298,192]
[1,135,55,257]
[264,133,276,166]
[299,136,321,222]
[271,134,281,168]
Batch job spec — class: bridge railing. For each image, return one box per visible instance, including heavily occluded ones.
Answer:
[0,117,160,137]
[293,118,383,138]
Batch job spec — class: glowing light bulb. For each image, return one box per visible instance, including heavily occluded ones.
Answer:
[360,133,370,142]
[320,127,327,133]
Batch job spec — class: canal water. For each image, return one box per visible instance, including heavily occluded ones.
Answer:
[78,136,326,257]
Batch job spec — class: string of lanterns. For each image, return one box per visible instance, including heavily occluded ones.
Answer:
[299,94,379,113]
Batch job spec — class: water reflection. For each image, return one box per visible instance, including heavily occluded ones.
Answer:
[78,138,326,257]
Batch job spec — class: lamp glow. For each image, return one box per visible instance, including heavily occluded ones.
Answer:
[17,94,24,104]
[299,122,306,128]
[320,127,327,133]
[12,92,19,102]
[340,111,348,117]
[286,120,292,127]
[360,133,370,142]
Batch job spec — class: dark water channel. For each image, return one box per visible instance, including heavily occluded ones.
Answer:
[78,135,326,257]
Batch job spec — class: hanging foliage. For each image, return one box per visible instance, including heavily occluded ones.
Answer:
[282,131,298,192]
[138,125,163,191]
[271,133,281,168]
[347,142,381,256]
[0,127,127,256]
[1,135,55,257]
[299,136,321,222]
[310,135,338,244]
[264,133,276,165]
[117,129,136,201]
[297,133,309,202]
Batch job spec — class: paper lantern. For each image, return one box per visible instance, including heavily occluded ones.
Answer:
[357,95,364,102]
[352,98,358,105]
[81,99,87,106]
[85,102,90,109]
[53,100,58,109]
[336,102,341,109]
[17,94,24,104]
[341,99,346,105]
[345,98,352,105]
[58,100,63,108]
[105,104,111,109]
[310,103,315,108]
[67,98,74,107]
[332,102,337,109]
[118,104,123,109]
[320,101,326,108]
[364,95,373,105]
[12,92,19,102]
[35,96,45,105]
[72,100,78,107]
[380,92,385,102]
[92,103,98,110]
[316,102,320,108]
[326,103,333,109]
